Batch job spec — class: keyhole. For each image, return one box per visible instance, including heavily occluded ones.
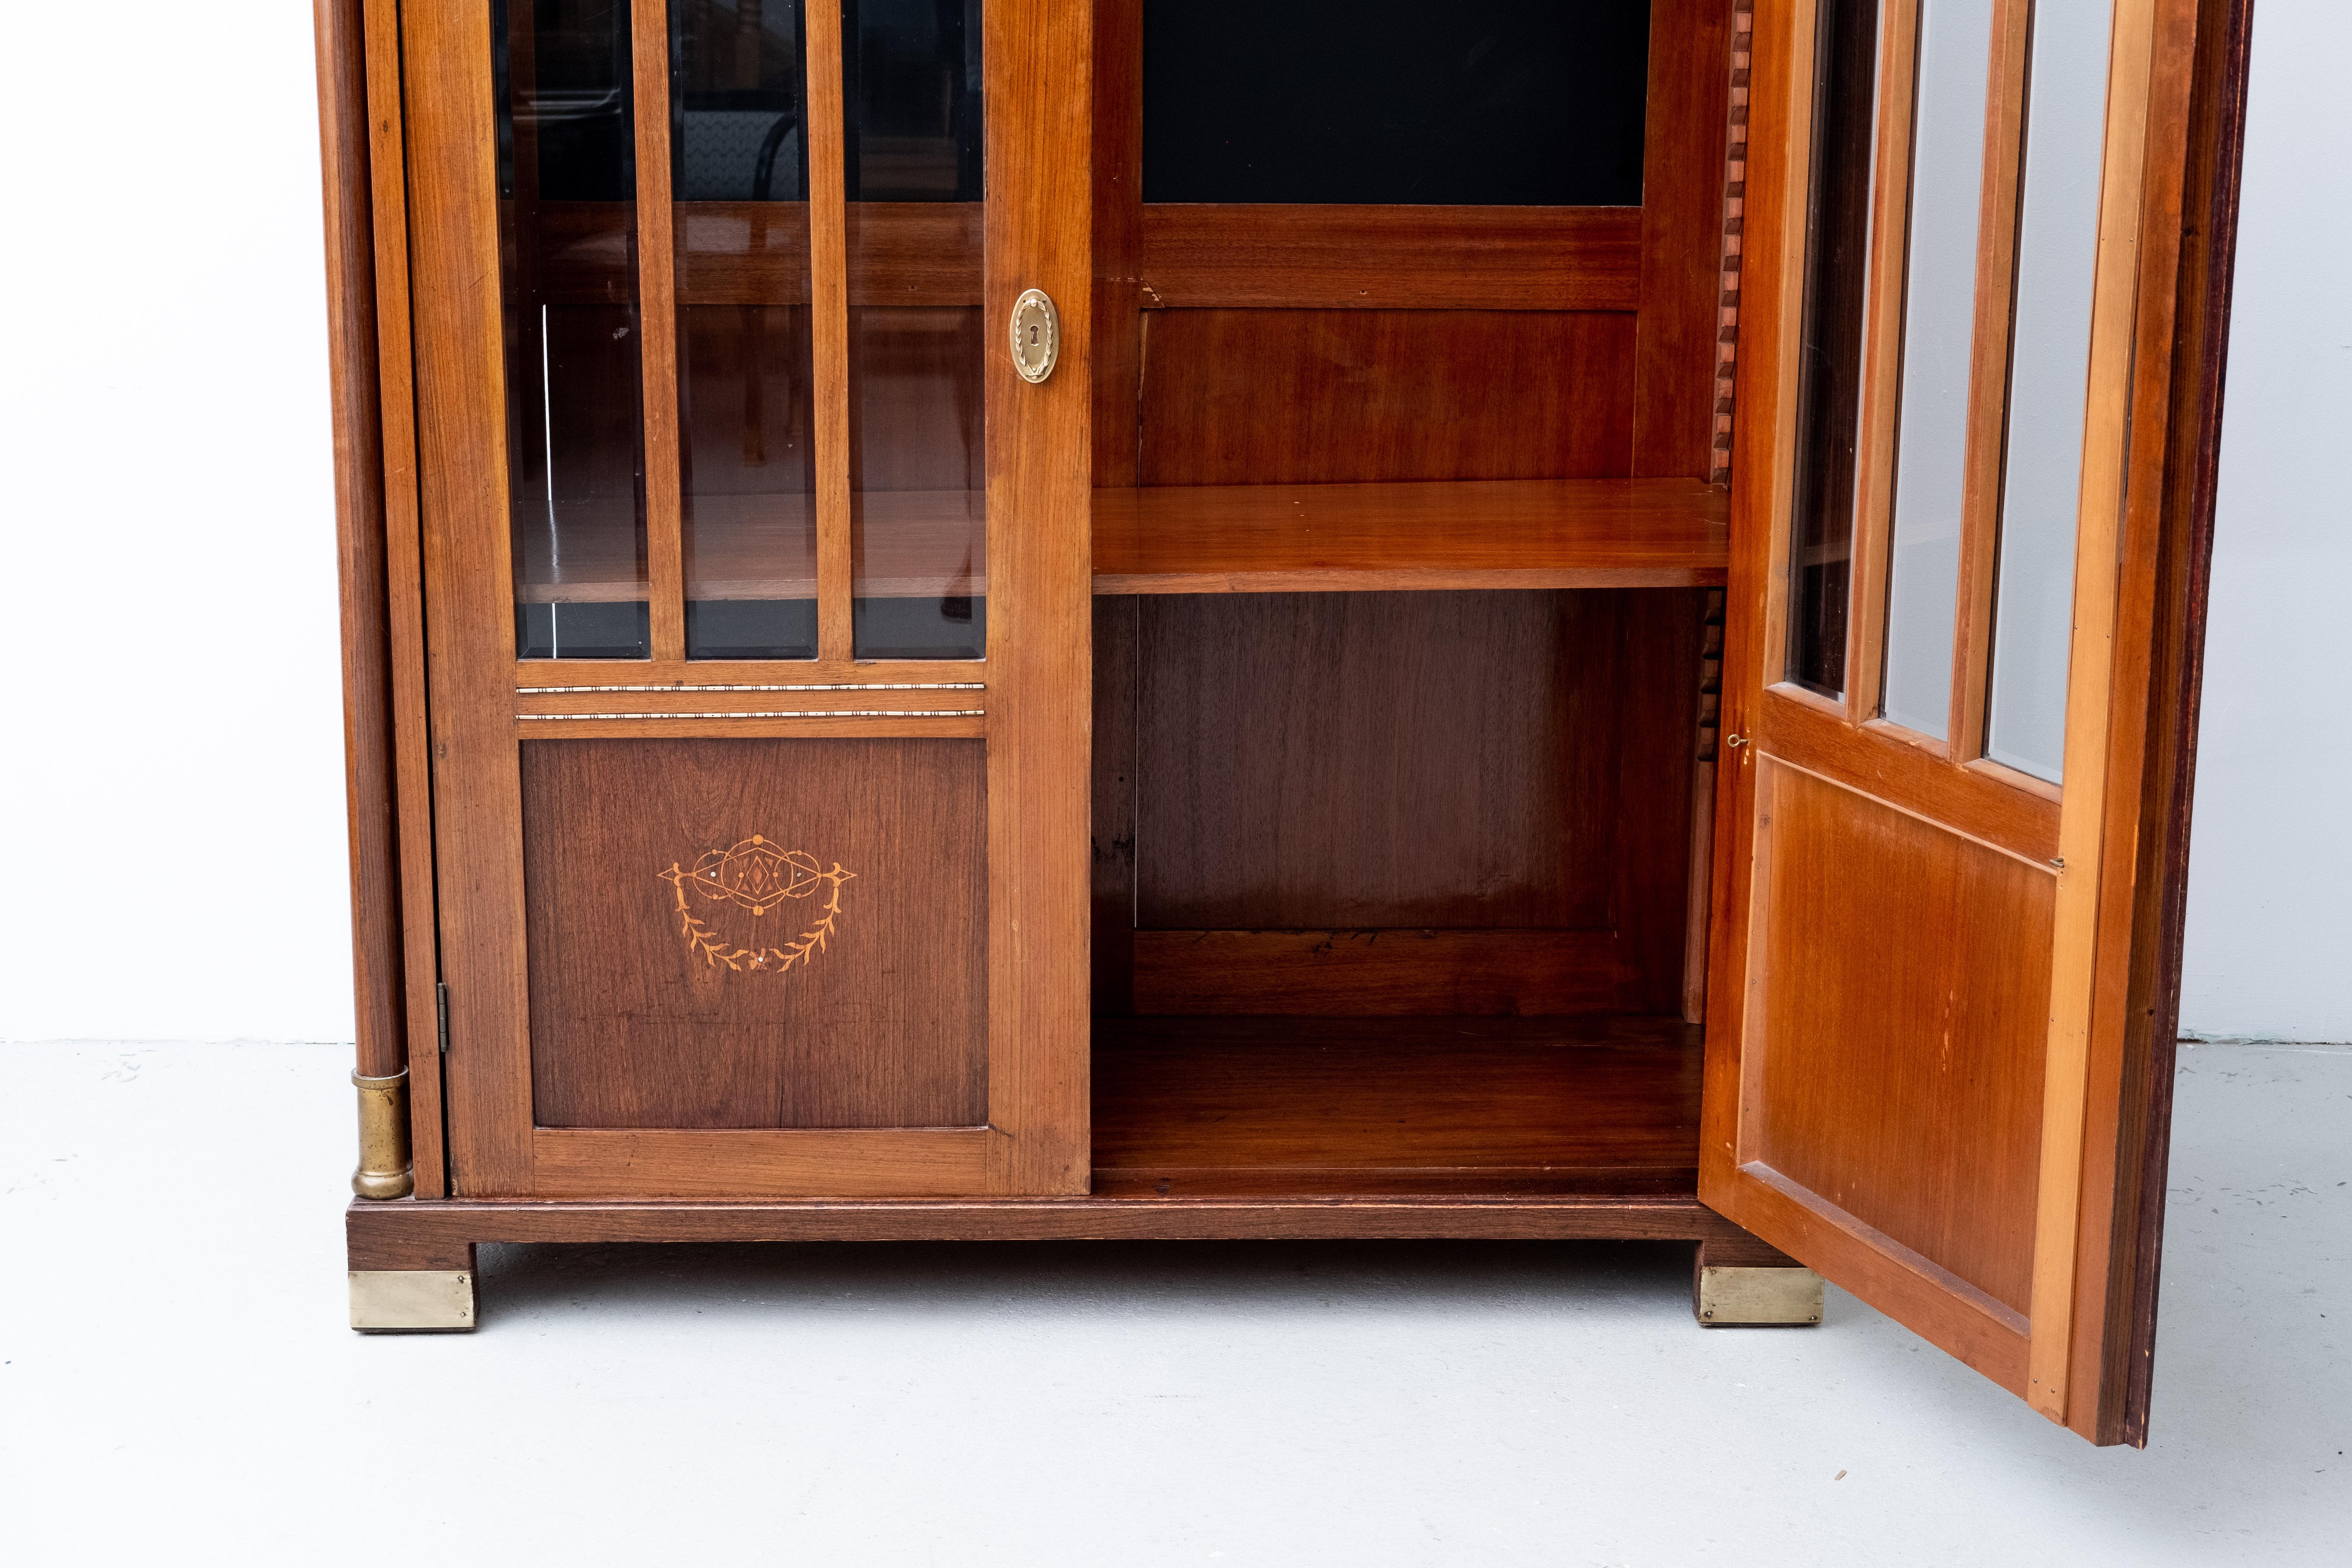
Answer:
[1028,324,1039,345]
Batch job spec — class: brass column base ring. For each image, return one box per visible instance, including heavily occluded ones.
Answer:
[351,1067,414,1200]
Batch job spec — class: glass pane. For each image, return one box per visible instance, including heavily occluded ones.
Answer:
[1984,2,2114,784]
[1879,0,1998,738]
[1784,0,1885,700]
[496,0,651,660]
[844,0,986,660]
[1142,0,1650,205]
[675,0,820,659]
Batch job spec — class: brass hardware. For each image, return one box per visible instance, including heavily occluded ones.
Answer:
[351,1067,413,1200]
[1694,1265,1825,1326]
[349,1270,475,1332]
[1010,288,1059,383]
[1724,733,1749,748]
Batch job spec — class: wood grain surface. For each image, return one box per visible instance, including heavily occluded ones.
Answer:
[522,737,987,1130]
[1747,761,2052,1316]
[315,0,405,1082]
[1137,309,1638,485]
[361,0,449,1191]
[1091,479,1730,594]
[1132,591,1685,928]
[1129,930,1636,1017]
[1093,1016,1702,1198]
[349,1191,1755,1256]
[1136,205,1642,311]
[1635,0,1740,479]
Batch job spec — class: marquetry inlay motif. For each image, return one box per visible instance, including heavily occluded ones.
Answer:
[658,835,858,975]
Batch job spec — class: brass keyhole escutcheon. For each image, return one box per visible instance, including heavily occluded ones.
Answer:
[1010,288,1059,384]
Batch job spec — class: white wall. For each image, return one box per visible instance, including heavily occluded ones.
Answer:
[0,6,351,1039]
[2176,0,2352,1042]
[0,2,2341,1042]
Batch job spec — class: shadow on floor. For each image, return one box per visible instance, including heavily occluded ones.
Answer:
[472,1237,1739,1327]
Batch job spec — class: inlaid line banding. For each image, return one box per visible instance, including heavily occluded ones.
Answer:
[516,682,986,694]
[518,710,988,722]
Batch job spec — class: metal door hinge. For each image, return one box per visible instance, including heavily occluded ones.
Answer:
[436,982,449,1056]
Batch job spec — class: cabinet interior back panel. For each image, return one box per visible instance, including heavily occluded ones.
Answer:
[1136,309,1637,485]
[1135,590,1670,931]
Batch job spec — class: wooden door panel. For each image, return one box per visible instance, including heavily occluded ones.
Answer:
[1705,0,2251,1443]
[1745,760,2049,1319]
[522,737,987,1129]
[400,0,1091,1201]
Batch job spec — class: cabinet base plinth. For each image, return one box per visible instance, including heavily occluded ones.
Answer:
[350,1269,476,1332]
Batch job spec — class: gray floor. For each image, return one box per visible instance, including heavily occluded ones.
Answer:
[0,1042,2343,1566]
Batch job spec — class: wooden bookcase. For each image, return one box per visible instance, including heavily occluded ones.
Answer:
[317,0,2256,1447]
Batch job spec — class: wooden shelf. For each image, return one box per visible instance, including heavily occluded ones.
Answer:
[1092,1015,1701,1199]
[1091,479,1730,595]
[516,480,1727,605]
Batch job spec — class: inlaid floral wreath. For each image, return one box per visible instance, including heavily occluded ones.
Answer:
[658,835,857,976]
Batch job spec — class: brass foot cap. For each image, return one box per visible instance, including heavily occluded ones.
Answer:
[350,1270,476,1332]
[1695,1265,1825,1327]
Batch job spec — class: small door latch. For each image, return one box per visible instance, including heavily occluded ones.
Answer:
[1010,288,1059,384]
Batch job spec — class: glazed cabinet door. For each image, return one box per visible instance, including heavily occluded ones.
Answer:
[1705,0,2241,1442]
[397,0,1089,1198]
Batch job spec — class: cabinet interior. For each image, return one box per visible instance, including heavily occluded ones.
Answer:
[1084,0,1738,1198]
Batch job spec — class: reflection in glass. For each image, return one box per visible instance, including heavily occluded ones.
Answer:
[845,0,986,659]
[1879,0,1997,738]
[1984,3,2114,784]
[1143,0,1650,205]
[1784,0,1884,700]
[675,0,819,659]
[496,0,650,660]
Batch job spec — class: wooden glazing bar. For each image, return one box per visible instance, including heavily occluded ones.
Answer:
[632,0,686,662]
[2027,0,2164,1427]
[1842,0,1926,728]
[803,0,855,662]
[1751,0,1823,720]
[1946,0,2036,763]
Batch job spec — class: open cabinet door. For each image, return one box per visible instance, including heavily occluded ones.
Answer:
[1703,0,2252,1443]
